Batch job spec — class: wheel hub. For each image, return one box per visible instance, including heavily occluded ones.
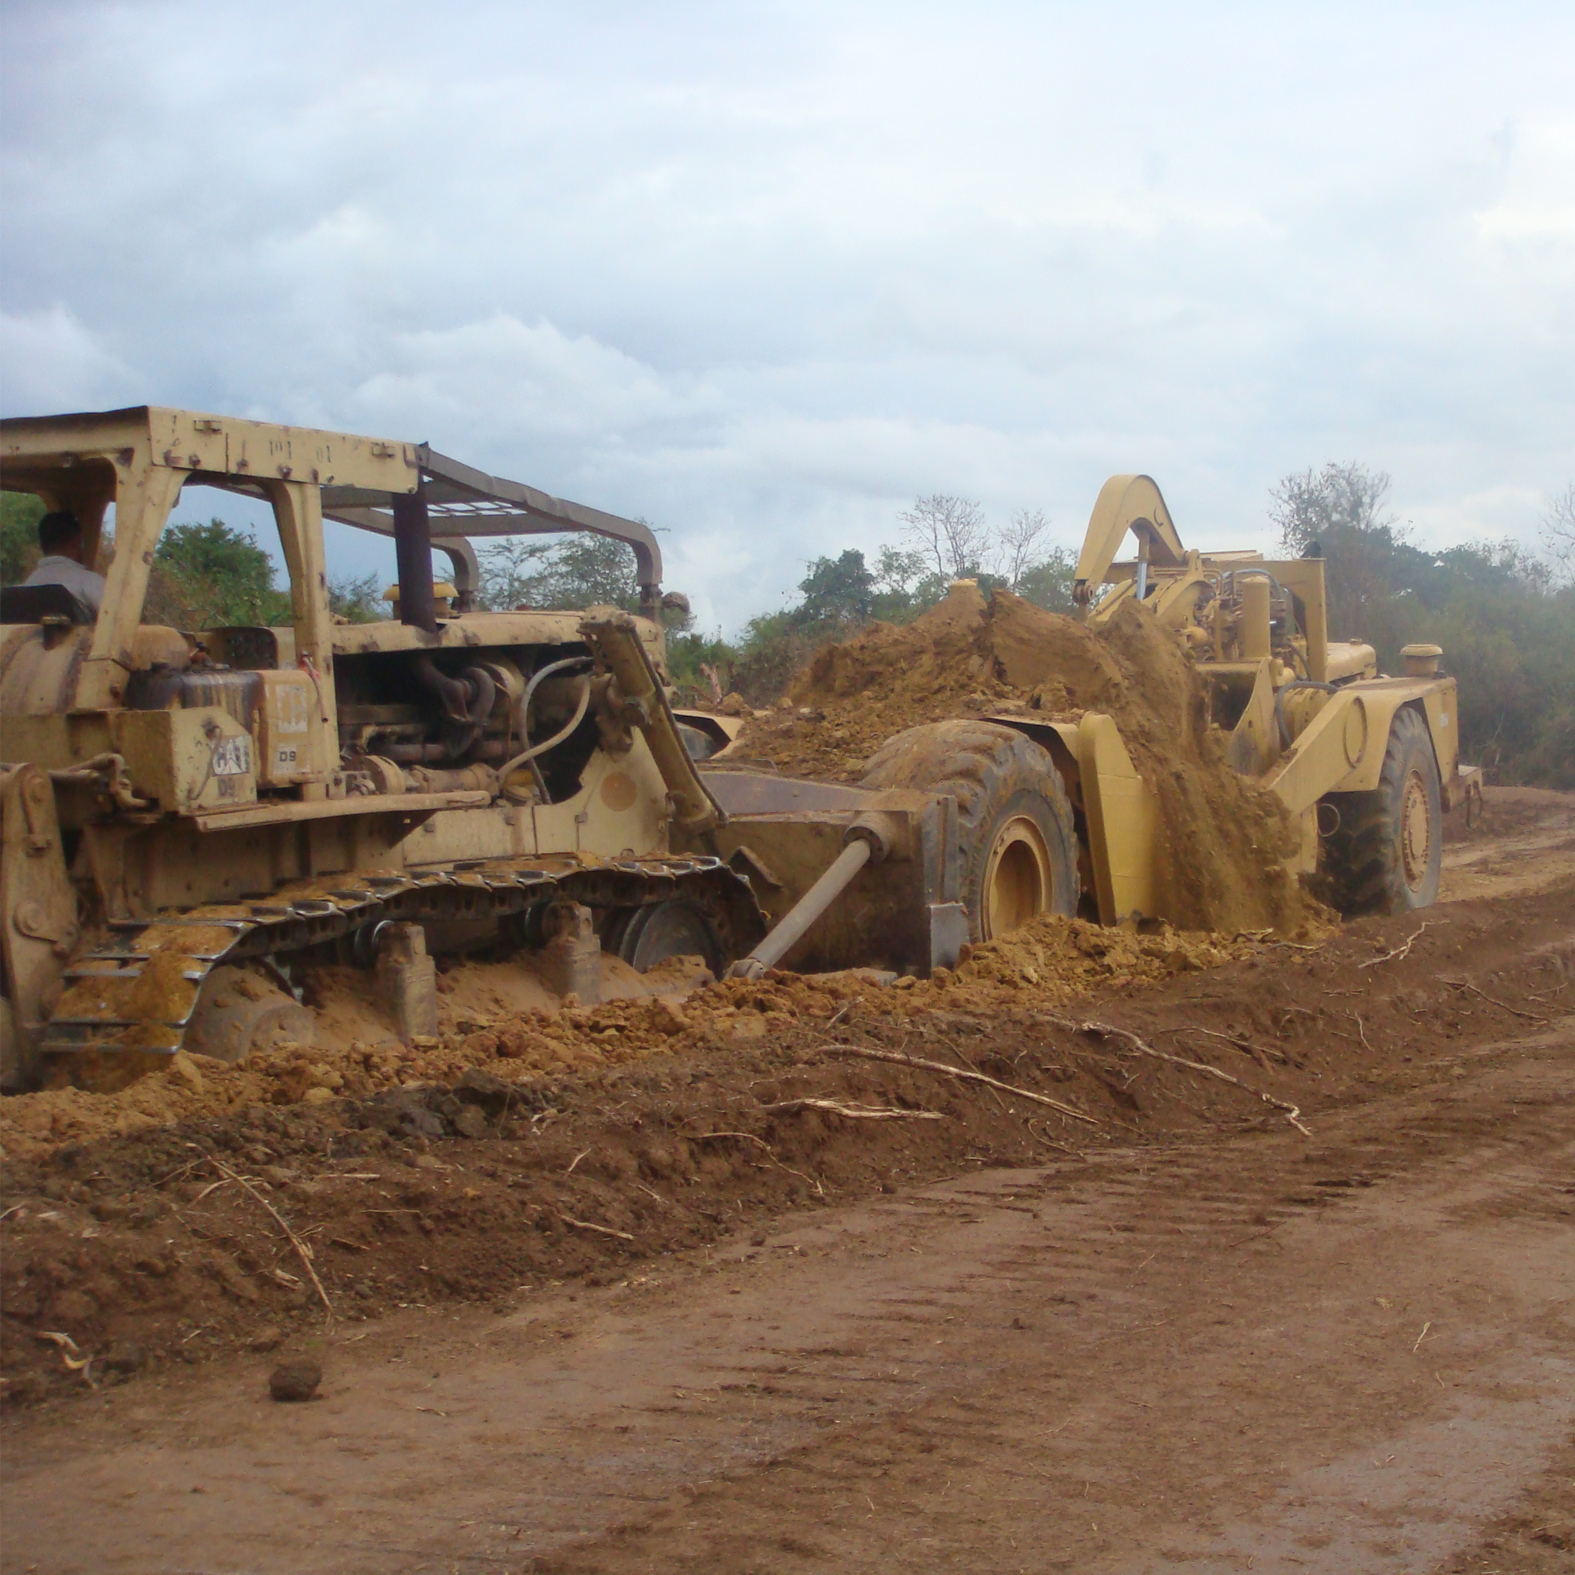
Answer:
[613,898,724,976]
[982,816,1052,940]
[1400,770,1432,890]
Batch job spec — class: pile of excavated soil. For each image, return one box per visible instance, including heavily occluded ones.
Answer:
[733,585,1321,936]
[3,884,1568,1410]
[0,915,1254,1165]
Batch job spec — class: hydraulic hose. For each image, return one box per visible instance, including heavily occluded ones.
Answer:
[412,654,497,758]
[498,676,593,803]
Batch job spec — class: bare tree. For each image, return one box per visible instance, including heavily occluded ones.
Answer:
[1543,482,1575,584]
[1267,461,1409,640]
[995,508,1050,590]
[899,494,989,581]
[1269,461,1399,556]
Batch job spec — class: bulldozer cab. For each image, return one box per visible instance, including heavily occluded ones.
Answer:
[0,407,673,819]
[2,408,762,1090]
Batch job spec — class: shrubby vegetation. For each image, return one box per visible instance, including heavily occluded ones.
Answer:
[0,490,45,584]
[145,518,385,627]
[1271,463,1573,788]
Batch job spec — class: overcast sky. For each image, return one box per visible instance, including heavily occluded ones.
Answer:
[3,0,1572,631]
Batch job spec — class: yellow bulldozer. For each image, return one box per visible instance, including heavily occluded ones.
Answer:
[1,410,1479,1091]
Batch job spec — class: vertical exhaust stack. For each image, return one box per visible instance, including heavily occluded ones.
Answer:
[392,484,438,634]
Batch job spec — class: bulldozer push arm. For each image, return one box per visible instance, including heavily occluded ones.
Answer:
[578,613,725,841]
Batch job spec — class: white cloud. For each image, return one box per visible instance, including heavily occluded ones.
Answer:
[1475,121,1575,241]
[2,1,1573,632]
[0,304,138,414]
[348,315,715,447]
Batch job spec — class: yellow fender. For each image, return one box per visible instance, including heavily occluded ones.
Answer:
[1077,713,1161,923]
[1262,681,1462,817]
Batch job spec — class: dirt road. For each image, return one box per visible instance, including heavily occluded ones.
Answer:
[3,791,1572,1573]
[1440,787,1575,905]
[6,983,1572,1570]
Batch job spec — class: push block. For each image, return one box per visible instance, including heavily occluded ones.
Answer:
[540,901,602,1005]
[376,922,438,1042]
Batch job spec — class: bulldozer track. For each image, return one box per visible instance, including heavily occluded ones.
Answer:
[41,854,762,1068]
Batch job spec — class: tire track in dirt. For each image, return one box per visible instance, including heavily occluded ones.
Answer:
[4,1023,1571,1574]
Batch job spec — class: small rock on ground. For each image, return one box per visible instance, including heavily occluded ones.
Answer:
[268,1359,322,1402]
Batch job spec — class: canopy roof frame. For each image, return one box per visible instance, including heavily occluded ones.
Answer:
[321,444,662,595]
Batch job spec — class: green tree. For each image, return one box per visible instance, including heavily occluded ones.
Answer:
[1,490,46,584]
[329,572,384,623]
[144,517,293,628]
[479,533,640,611]
[1268,461,1414,641]
[795,549,875,631]
[870,546,947,621]
[1269,465,1575,787]
[1014,545,1077,614]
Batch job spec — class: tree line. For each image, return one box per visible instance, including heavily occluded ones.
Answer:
[1269,464,1573,788]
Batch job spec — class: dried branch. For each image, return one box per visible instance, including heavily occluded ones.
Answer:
[825,1045,1100,1126]
[557,1213,635,1242]
[1359,923,1429,969]
[207,1156,334,1320]
[1042,1014,1311,1136]
[688,1130,825,1195]
[1171,1025,1286,1068]
[763,1097,945,1121]
[1439,978,1548,1022]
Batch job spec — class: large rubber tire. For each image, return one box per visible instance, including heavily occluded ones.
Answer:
[1321,707,1442,916]
[860,720,1079,942]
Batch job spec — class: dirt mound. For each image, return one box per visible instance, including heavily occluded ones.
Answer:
[3,884,1566,1411]
[942,914,1253,1004]
[734,586,1322,935]
[0,916,1259,1167]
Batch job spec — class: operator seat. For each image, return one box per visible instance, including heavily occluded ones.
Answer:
[0,583,95,626]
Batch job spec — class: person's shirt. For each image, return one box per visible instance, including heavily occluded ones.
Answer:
[22,556,107,615]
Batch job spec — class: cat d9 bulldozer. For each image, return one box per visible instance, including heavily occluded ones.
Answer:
[0,407,965,1090]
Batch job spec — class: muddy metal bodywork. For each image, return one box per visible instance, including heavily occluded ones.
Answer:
[1048,475,1480,919]
[0,408,963,1090]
